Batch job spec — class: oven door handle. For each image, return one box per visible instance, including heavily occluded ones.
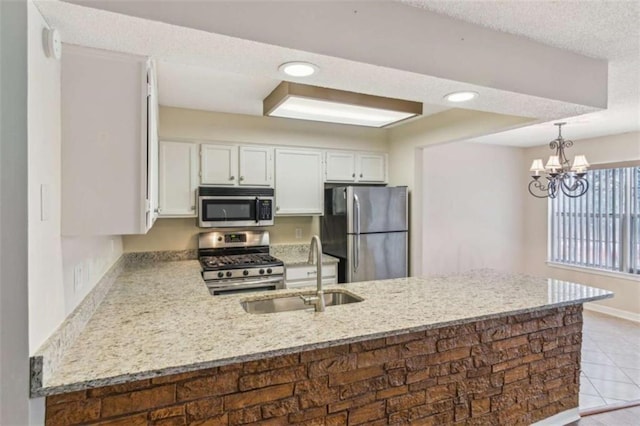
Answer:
[206,276,283,288]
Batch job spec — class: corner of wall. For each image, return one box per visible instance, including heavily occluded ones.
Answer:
[27,1,127,353]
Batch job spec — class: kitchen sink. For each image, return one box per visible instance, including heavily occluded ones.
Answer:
[241,290,363,314]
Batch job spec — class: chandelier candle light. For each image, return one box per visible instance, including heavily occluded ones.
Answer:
[528,122,590,198]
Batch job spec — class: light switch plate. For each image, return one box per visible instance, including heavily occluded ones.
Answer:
[40,184,50,221]
[73,264,83,293]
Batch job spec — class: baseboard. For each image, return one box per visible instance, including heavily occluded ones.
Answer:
[531,408,580,426]
[584,302,640,323]
[580,399,640,417]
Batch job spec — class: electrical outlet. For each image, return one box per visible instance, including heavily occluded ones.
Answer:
[73,263,84,293]
[295,228,302,239]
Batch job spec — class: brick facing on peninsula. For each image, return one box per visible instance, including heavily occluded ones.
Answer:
[44,305,583,425]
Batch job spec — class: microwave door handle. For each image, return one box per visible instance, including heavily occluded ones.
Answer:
[255,197,260,223]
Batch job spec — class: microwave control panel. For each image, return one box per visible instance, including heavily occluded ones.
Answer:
[259,199,273,220]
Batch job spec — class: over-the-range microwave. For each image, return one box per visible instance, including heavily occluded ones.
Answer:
[198,187,274,228]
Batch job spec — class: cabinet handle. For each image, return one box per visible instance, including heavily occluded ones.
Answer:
[239,176,244,181]
[191,206,195,211]
[276,206,280,212]
[307,271,317,275]
[154,208,159,213]
[229,175,235,181]
[360,173,363,178]
[352,173,355,178]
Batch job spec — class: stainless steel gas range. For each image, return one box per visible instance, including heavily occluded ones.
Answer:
[198,230,285,296]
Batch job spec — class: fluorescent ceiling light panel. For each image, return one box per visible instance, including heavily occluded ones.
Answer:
[264,82,422,128]
[269,97,417,127]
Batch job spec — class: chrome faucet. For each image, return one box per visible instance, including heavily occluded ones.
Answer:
[300,235,325,312]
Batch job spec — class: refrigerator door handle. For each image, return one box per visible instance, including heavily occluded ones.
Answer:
[353,193,361,273]
[354,235,360,273]
[353,194,361,235]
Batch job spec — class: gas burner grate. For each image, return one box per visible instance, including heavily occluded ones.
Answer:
[200,253,282,270]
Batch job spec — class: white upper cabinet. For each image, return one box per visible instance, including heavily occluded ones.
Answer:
[325,151,356,182]
[357,152,387,183]
[61,45,157,235]
[201,144,238,185]
[239,146,273,187]
[147,59,160,228]
[201,143,273,187]
[158,141,199,217]
[275,149,324,215]
[324,151,388,183]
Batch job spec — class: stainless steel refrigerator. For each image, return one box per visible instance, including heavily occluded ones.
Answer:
[321,186,408,283]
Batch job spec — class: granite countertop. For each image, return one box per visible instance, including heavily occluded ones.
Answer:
[34,262,612,396]
[270,244,340,266]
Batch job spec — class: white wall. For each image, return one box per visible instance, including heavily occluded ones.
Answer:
[524,131,640,316]
[422,142,526,275]
[159,106,389,152]
[27,0,65,352]
[0,0,30,423]
[387,109,533,276]
[122,106,389,252]
[27,3,123,353]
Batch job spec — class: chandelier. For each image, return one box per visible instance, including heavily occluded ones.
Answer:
[528,123,589,199]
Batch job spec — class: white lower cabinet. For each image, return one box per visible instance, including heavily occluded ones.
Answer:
[158,141,199,217]
[274,148,324,215]
[285,264,338,289]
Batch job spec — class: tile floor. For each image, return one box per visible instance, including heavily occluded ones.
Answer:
[579,310,640,410]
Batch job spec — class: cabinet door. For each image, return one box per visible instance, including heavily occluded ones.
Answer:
[146,59,160,229]
[201,144,238,185]
[158,141,198,217]
[239,146,273,187]
[275,149,323,215]
[61,45,150,235]
[325,151,356,182]
[357,153,387,183]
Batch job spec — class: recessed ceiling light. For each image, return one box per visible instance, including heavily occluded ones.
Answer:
[279,62,319,77]
[444,91,479,103]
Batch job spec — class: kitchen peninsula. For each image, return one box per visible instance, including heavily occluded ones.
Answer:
[34,260,612,425]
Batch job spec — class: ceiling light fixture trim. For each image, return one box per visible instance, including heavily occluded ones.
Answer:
[444,91,479,103]
[528,122,589,199]
[278,61,319,77]
[264,82,422,128]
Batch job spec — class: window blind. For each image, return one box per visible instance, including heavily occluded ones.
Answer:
[549,166,640,275]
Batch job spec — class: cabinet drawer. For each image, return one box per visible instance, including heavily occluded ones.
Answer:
[286,277,338,289]
[285,264,337,281]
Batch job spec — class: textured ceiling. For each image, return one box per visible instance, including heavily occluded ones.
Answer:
[401,0,640,146]
[33,0,631,145]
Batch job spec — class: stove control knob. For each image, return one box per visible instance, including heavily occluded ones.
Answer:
[266,268,272,274]
[217,237,223,242]
[243,270,249,276]
[226,271,232,278]
[259,269,265,275]
[217,272,224,278]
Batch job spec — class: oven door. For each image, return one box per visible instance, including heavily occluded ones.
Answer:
[198,196,274,228]
[205,276,284,296]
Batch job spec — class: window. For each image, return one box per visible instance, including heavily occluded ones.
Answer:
[548,165,640,275]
